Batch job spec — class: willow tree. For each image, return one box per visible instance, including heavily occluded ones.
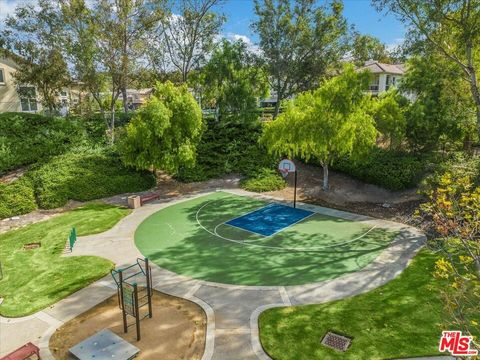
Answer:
[261,65,377,190]
[120,81,203,173]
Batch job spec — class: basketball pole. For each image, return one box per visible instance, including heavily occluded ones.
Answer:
[293,170,297,208]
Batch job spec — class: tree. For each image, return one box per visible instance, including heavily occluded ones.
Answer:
[418,171,480,346]
[201,39,268,122]
[401,55,477,152]
[371,90,406,150]
[261,65,377,190]
[61,0,108,117]
[94,0,164,115]
[373,0,480,137]
[252,0,349,118]
[351,33,392,66]
[120,81,203,172]
[0,0,70,113]
[160,0,224,83]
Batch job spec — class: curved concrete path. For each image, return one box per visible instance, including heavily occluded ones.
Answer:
[1,189,428,359]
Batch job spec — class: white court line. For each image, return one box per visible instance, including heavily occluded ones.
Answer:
[196,200,379,252]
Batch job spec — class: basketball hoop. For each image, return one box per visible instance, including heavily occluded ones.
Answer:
[278,159,298,208]
[278,159,296,175]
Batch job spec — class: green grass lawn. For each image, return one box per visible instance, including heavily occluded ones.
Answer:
[259,250,458,360]
[0,203,130,317]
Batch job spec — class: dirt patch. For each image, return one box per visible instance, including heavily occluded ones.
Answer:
[49,290,206,360]
[265,162,424,221]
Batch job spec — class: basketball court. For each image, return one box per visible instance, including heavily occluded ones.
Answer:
[134,191,399,286]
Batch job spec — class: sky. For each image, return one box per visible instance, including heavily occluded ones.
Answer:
[0,0,406,48]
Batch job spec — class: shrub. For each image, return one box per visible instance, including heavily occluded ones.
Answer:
[120,81,203,173]
[420,152,480,192]
[332,148,432,191]
[67,114,108,143]
[27,148,156,209]
[176,118,277,182]
[0,178,37,219]
[240,168,286,192]
[0,112,84,173]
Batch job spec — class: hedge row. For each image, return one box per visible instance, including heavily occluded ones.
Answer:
[0,148,156,219]
[332,148,432,191]
[0,178,37,219]
[0,112,87,174]
[27,148,156,209]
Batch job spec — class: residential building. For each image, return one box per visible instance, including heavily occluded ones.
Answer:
[118,88,154,110]
[0,56,41,113]
[357,60,406,96]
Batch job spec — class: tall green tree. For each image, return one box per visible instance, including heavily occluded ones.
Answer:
[351,33,392,66]
[252,0,349,118]
[201,40,268,122]
[120,81,203,172]
[261,65,377,190]
[401,55,477,151]
[0,0,70,112]
[371,90,407,150]
[160,0,224,82]
[61,0,107,117]
[373,0,480,137]
[94,0,164,115]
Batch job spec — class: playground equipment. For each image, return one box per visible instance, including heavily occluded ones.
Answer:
[111,258,153,341]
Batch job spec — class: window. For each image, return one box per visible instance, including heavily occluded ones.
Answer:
[0,68,5,84]
[369,75,380,91]
[60,91,67,97]
[385,75,391,90]
[18,86,38,112]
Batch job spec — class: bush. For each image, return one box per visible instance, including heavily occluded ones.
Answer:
[0,112,84,173]
[67,114,108,143]
[0,178,37,219]
[240,168,286,192]
[176,118,277,182]
[332,148,432,191]
[420,152,480,192]
[27,148,156,209]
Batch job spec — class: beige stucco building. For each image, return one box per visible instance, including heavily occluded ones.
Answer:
[0,56,41,113]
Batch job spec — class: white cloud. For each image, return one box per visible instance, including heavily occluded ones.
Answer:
[386,38,405,53]
[0,0,26,21]
[224,32,261,54]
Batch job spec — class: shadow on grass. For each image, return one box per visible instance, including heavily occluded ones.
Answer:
[136,193,401,286]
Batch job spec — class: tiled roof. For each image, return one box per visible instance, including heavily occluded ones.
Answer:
[357,60,406,75]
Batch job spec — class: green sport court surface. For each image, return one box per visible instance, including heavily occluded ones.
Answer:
[135,192,398,286]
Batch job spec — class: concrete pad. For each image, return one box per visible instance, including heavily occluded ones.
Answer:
[195,286,283,330]
[43,279,116,323]
[212,331,258,360]
[0,316,49,356]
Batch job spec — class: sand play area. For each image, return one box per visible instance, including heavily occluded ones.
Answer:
[49,290,206,359]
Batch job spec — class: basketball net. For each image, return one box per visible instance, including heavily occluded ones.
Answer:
[279,168,289,178]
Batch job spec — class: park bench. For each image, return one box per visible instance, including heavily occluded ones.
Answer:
[0,342,40,360]
[140,193,160,205]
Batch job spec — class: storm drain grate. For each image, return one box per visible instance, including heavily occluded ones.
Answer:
[321,331,352,352]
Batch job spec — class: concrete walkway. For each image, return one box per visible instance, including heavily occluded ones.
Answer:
[1,189,439,359]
